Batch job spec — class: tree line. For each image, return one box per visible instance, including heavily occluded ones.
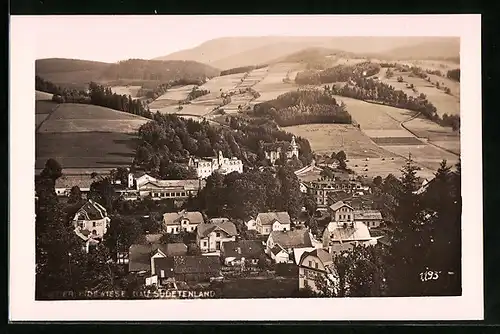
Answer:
[195,166,303,221]
[220,64,267,76]
[300,157,461,297]
[253,89,352,127]
[295,62,381,85]
[446,68,460,82]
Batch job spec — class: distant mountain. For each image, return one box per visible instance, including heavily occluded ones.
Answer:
[35,58,220,90]
[379,38,460,61]
[270,47,360,64]
[153,36,459,69]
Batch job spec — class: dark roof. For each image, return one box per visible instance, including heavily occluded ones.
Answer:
[222,240,264,259]
[128,244,152,272]
[154,257,175,278]
[197,220,238,238]
[173,256,221,274]
[271,245,285,256]
[257,212,292,226]
[128,242,188,272]
[75,200,107,220]
[269,230,313,248]
[329,242,355,255]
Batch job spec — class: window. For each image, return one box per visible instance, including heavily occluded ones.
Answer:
[308,260,312,267]
[203,241,207,247]
[216,232,221,238]
[315,262,319,269]
[92,222,96,227]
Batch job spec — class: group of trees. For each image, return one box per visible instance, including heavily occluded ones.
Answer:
[134,113,313,175]
[185,86,210,102]
[253,89,352,127]
[294,62,381,85]
[136,79,207,100]
[325,79,440,122]
[99,59,219,82]
[196,166,302,221]
[220,64,267,76]
[447,68,460,82]
[35,159,136,299]
[36,76,91,104]
[304,157,461,297]
[87,82,153,118]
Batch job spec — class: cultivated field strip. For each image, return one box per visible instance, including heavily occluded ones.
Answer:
[110,85,142,98]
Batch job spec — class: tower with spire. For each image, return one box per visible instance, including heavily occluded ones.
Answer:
[287,135,300,159]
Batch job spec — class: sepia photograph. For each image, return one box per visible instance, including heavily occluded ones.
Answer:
[10,14,482,321]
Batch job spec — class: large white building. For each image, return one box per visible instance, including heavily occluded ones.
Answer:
[188,151,243,179]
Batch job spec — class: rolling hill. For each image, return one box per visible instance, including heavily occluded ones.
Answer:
[153,36,460,70]
[378,38,460,61]
[35,102,150,169]
[35,58,220,91]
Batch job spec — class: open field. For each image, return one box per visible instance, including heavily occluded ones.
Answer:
[382,144,459,171]
[110,85,142,98]
[199,73,246,94]
[347,157,435,180]
[333,96,405,131]
[283,124,396,159]
[414,85,460,117]
[36,90,53,101]
[253,63,300,100]
[397,60,459,74]
[371,137,424,146]
[36,114,51,128]
[36,132,139,169]
[43,103,150,121]
[152,103,216,117]
[425,74,460,97]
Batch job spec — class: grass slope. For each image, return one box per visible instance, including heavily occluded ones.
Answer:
[35,102,149,169]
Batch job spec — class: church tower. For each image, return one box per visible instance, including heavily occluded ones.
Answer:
[290,136,299,158]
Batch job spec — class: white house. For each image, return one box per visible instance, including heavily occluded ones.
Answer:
[328,201,355,223]
[72,199,111,243]
[188,151,243,179]
[245,218,257,231]
[255,211,292,235]
[163,210,204,234]
[298,248,336,294]
[197,218,238,254]
[322,220,377,253]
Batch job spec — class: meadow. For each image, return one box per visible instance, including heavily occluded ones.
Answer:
[35,90,53,101]
[283,124,394,159]
[110,85,142,98]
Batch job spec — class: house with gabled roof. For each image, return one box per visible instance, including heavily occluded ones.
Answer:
[72,199,111,252]
[266,229,313,263]
[255,211,292,235]
[163,210,204,234]
[196,218,238,254]
[128,242,188,273]
[222,240,264,266]
[353,209,383,229]
[298,248,336,294]
[322,220,377,254]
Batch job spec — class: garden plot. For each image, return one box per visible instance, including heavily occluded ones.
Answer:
[283,124,395,159]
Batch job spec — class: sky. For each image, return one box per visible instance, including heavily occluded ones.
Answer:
[30,15,464,63]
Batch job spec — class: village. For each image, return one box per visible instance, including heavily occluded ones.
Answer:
[38,133,434,299]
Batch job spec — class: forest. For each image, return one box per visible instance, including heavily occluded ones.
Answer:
[253,89,352,127]
[446,68,460,82]
[295,62,381,85]
[325,79,459,131]
[132,113,314,176]
[99,59,220,82]
[219,64,267,76]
